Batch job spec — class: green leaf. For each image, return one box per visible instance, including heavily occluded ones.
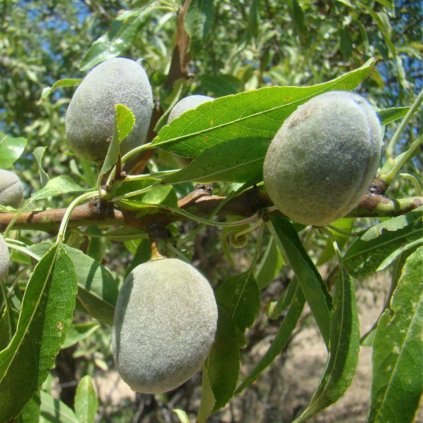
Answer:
[82,20,141,71]
[378,106,410,125]
[66,247,119,325]
[40,78,81,101]
[115,103,136,143]
[0,134,27,168]
[294,267,360,422]
[198,74,242,96]
[109,176,160,199]
[288,0,307,41]
[163,136,268,184]
[39,391,78,423]
[207,306,240,411]
[141,184,178,207]
[339,28,353,60]
[33,146,49,186]
[31,176,87,201]
[0,244,77,421]
[344,207,423,278]
[173,409,191,423]
[17,394,41,423]
[236,279,305,393]
[74,375,98,423]
[80,5,156,71]
[268,215,332,345]
[99,104,136,177]
[368,247,423,423]
[124,238,151,276]
[119,184,178,210]
[216,272,260,333]
[198,366,215,423]
[62,322,100,349]
[255,238,285,290]
[185,0,215,53]
[30,242,119,325]
[153,58,374,162]
[248,0,259,38]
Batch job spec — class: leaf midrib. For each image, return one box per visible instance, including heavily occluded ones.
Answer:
[345,226,422,264]
[0,246,58,388]
[172,157,263,184]
[154,69,367,148]
[371,290,423,422]
[302,269,350,417]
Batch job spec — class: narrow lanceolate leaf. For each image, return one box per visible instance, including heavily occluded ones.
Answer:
[294,267,360,422]
[152,61,374,184]
[0,244,77,421]
[40,78,81,101]
[184,0,215,53]
[33,146,49,186]
[30,242,119,325]
[31,175,86,201]
[215,272,260,333]
[0,134,27,168]
[172,409,191,423]
[162,136,269,184]
[74,375,98,423]
[100,104,136,176]
[255,238,285,290]
[344,207,423,278]
[198,365,215,423]
[39,391,78,423]
[80,3,158,71]
[236,279,305,393]
[268,215,332,346]
[62,322,100,349]
[368,247,423,423]
[378,106,410,125]
[17,394,41,423]
[207,307,240,411]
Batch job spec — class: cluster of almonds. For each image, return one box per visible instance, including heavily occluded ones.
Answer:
[0,57,383,394]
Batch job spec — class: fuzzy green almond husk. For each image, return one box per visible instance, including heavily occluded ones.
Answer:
[168,95,214,123]
[65,57,153,163]
[0,169,24,208]
[264,91,382,226]
[0,235,10,280]
[112,258,218,394]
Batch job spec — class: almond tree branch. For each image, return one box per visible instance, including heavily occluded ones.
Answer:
[0,189,421,233]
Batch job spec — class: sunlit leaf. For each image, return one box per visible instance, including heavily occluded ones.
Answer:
[294,267,360,422]
[368,247,423,423]
[153,61,374,184]
[74,375,98,423]
[344,207,423,278]
[30,176,87,201]
[207,307,240,411]
[39,391,78,423]
[268,215,332,345]
[0,244,77,421]
[99,104,136,177]
[0,135,27,168]
[40,78,81,101]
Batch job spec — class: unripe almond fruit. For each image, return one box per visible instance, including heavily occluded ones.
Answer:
[65,57,153,163]
[168,95,214,123]
[263,91,382,226]
[112,258,218,394]
[0,169,24,208]
[0,235,9,280]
